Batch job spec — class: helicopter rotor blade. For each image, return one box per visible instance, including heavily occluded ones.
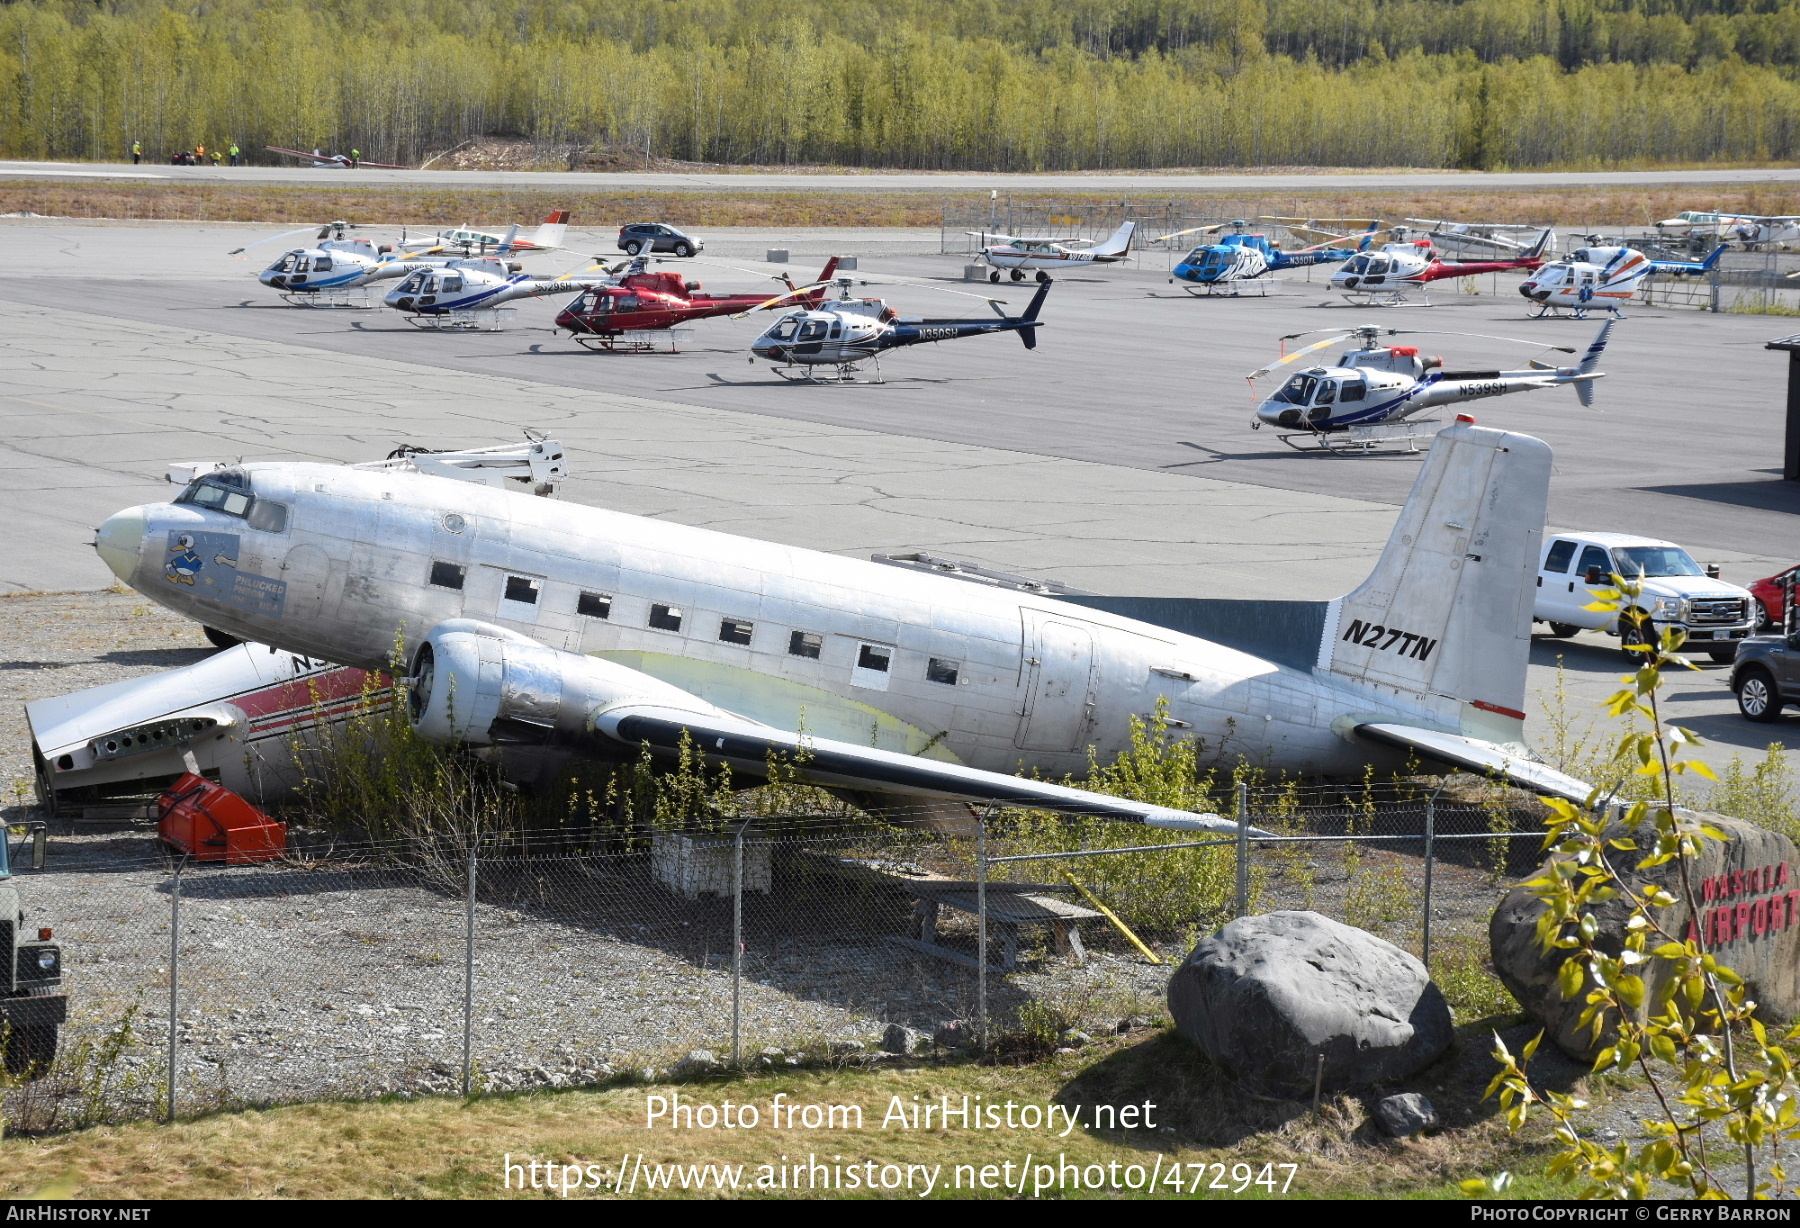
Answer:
[1385,329,1577,353]
[836,273,1012,304]
[1248,334,1355,380]
[728,281,834,319]
[226,225,329,257]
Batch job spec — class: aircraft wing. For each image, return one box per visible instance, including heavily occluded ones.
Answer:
[417,621,1259,835]
[262,145,410,169]
[1352,722,1592,804]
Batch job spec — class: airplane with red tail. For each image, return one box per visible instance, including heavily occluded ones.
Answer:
[555,257,840,351]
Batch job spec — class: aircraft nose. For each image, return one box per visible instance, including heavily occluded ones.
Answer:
[94,505,148,583]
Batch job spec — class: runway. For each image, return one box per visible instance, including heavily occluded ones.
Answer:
[6,160,1800,194]
[0,217,1790,780]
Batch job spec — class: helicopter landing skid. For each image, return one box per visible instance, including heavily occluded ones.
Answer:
[403,307,519,333]
[572,328,697,353]
[1275,419,1444,454]
[1182,280,1275,298]
[770,357,883,385]
[1336,289,1425,307]
[281,289,372,309]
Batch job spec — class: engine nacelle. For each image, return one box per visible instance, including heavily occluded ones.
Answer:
[407,619,718,747]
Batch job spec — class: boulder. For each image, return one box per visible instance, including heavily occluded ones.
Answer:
[673,1049,720,1076]
[933,1019,975,1049]
[882,1024,928,1056]
[1491,810,1800,1061]
[1374,1092,1439,1137]
[1167,911,1452,1100]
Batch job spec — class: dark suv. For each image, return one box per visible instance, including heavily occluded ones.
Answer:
[617,223,702,258]
[1732,631,1800,722]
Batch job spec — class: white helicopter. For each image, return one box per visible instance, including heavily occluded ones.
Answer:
[395,210,573,256]
[1518,241,1725,319]
[969,222,1135,282]
[230,222,455,306]
[1402,220,1557,261]
[1247,322,1611,451]
[382,229,617,330]
[743,276,1051,382]
[1327,230,1552,305]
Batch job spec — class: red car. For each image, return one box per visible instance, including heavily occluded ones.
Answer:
[1749,564,1799,630]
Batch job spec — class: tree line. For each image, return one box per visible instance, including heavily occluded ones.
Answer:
[3,0,1799,169]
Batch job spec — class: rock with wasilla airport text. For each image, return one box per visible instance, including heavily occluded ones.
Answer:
[1166,911,1452,1100]
[1490,810,1800,1061]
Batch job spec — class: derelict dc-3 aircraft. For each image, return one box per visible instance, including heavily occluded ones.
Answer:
[79,417,1591,832]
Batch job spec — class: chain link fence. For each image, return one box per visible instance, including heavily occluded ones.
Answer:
[8,781,1556,1129]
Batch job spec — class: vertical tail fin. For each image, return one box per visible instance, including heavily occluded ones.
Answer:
[494,224,521,255]
[1571,318,1612,407]
[801,257,840,308]
[1701,242,1728,271]
[1318,422,1552,743]
[1016,277,1051,349]
[1522,227,1553,261]
[1091,221,1136,257]
[530,209,571,249]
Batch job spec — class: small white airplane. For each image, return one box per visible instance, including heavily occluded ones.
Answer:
[1656,210,1800,249]
[1402,220,1557,261]
[1518,242,1726,319]
[1249,322,1611,448]
[397,210,573,256]
[970,222,1135,282]
[83,417,1592,832]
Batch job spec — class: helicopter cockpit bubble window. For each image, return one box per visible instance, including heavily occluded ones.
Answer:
[767,316,800,341]
[397,271,429,293]
[1343,255,1370,274]
[1181,247,1208,265]
[797,319,829,341]
[1271,374,1319,405]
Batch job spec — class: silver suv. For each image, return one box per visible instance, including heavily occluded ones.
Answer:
[1732,631,1800,722]
[616,223,702,258]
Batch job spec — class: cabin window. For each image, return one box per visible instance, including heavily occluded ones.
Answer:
[719,618,754,646]
[852,642,892,691]
[1543,540,1578,573]
[788,631,822,659]
[1338,380,1365,403]
[649,604,683,632]
[504,576,540,605]
[247,500,288,533]
[578,591,612,619]
[443,276,464,292]
[926,658,960,685]
[314,256,332,272]
[429,561,465,590]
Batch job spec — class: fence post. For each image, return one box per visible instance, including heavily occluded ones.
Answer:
[461,839,477,1098]
[166,855,184,1123]
[1234,782,1249,918]
[732,819,750,1067]
[977,813,988,1053]
[1422,789,1439,968]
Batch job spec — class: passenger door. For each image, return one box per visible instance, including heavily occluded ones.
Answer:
[1016,613,1095,753]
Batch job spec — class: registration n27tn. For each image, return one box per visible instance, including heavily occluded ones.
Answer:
[91,422,1589,830]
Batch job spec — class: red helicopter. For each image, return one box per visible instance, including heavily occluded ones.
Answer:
[555,257,840,351]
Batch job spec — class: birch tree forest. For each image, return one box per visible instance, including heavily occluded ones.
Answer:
[3,0,1799,169]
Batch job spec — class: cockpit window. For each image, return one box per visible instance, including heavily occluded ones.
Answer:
[1271,374,1318,405]
[1345,256,1369,274]
[768,317,799,340]
[176,469,255,519]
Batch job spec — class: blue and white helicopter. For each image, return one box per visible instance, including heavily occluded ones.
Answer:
[1164,221,1379,296]
[382,226,618,330]
[233,221,454,307]
[1519,238,1727,319]
[1247,321,1612,451]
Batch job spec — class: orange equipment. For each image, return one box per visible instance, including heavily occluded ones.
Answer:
[155,773,286,864]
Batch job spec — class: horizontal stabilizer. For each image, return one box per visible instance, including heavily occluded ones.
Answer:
[1353,722,1592,804]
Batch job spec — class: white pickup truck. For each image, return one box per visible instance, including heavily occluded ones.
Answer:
[1534,531,1756,663]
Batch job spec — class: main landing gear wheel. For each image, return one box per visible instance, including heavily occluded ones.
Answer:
[1736,667,1783,723]
[1547,622,1580,638]
[1035,270,1050,283]
[988,271,1000,283]
[1009,270,1025,282]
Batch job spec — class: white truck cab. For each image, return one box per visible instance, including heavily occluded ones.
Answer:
[1534,531,1755,662]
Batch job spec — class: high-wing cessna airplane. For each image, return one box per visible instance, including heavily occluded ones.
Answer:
[971,222,1136,282]
[83,420,1590,830]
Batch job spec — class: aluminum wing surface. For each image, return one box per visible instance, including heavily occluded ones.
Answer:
[411,620,1255,835]
[1353,723,1592,804]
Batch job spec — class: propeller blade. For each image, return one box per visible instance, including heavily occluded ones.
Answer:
[1249,334,1351,380]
